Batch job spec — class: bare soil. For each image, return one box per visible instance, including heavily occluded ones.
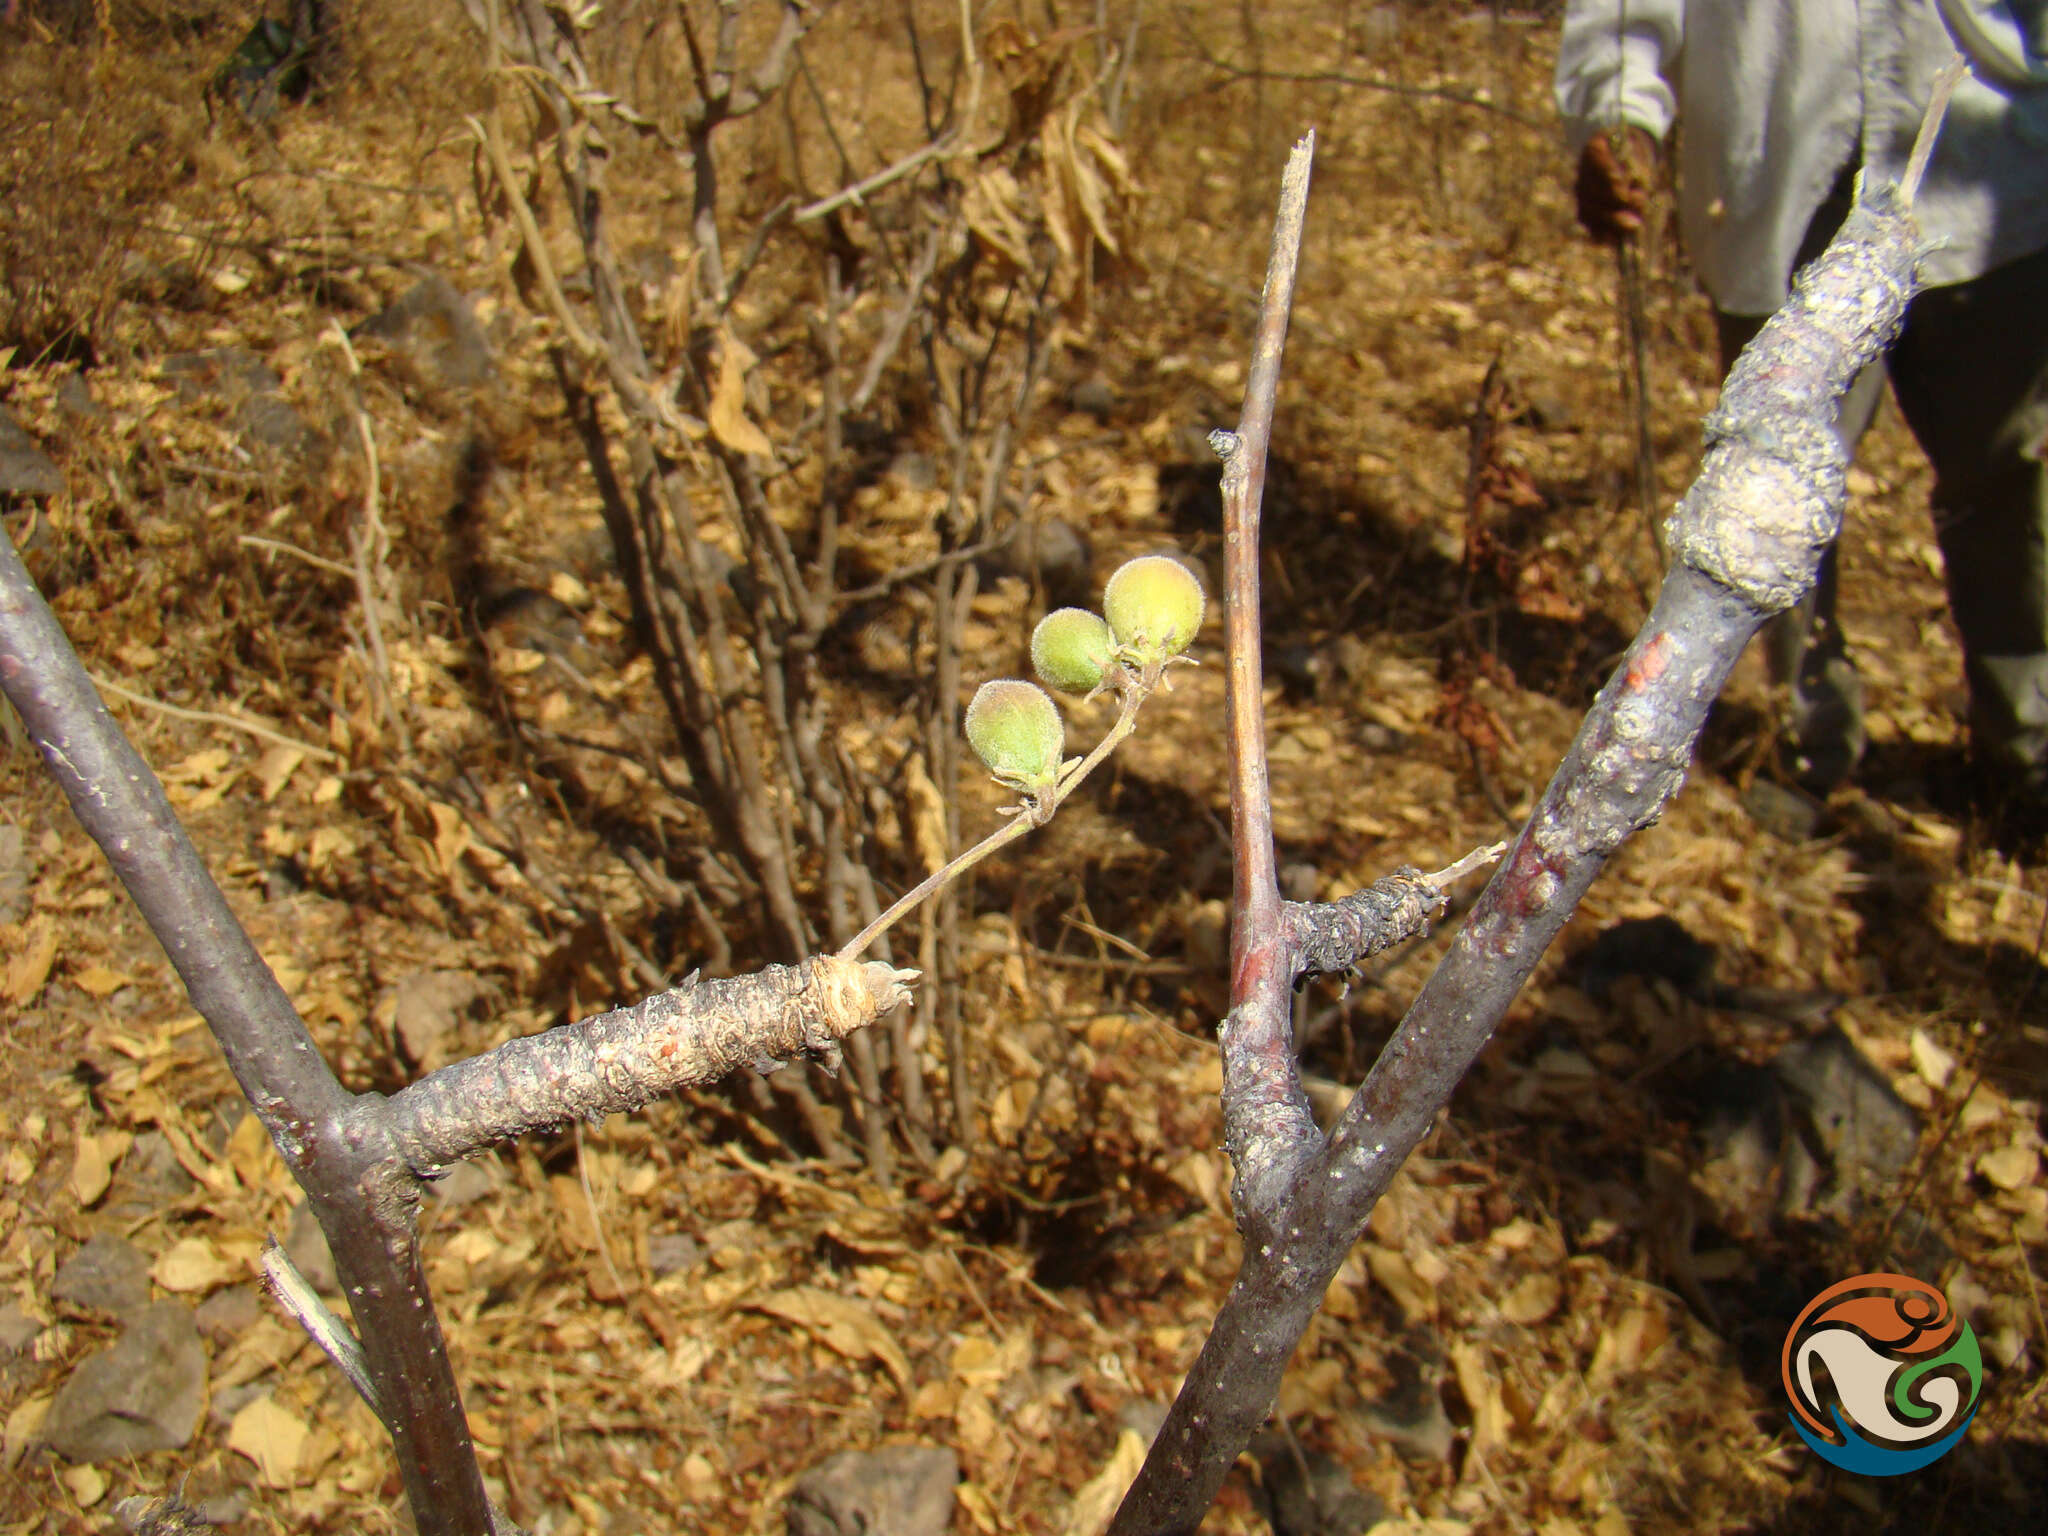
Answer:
[1,5,2043,1534]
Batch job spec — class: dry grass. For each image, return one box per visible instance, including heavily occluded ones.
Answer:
[0,4,2043,1534]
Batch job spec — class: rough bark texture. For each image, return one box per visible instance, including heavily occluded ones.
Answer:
[384,957,915,1172]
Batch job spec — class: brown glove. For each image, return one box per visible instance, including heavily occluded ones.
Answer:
[1574,126,1658,245]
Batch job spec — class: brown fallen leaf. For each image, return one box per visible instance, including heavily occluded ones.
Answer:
[5,920,57,1006]
[708,326,773,459]
[1062,1427,1148,1536]
[69,1129,131,1208]
[1499,1270,1562,1327]
[228,1393,309,1489]
[749,1285,911,1391]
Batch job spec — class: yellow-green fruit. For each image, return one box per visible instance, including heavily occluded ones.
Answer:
[1031,608,1114,694]
[965,679,1064,785]
[1103,555,1205,661]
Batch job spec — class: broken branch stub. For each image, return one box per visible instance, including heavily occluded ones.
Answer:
[384,956,918,1173]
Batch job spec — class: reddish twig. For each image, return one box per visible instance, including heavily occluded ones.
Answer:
[1214,132,1321,1222]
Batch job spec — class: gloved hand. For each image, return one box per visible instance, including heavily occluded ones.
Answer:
[1573,126,1658,245]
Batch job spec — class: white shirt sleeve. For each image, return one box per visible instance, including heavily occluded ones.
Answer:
[1554,0,1685,151]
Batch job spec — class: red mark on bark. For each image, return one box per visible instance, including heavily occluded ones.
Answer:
[1624,632,1672,691]
[1485,835,1563,926]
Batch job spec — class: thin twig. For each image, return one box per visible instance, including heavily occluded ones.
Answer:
[1193,60,1538,126]
[795,135,953,223]
[840,685,1151,960]
[1615,238,1663,567]
[1216,130,1318,1221]
[322,324,406,753]
[1899,56,1967,206]
[574,1121,631,1299]
[90,673,341,764]
[236,534,358,580]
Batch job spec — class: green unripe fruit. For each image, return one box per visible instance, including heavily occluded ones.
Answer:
[1103,555,1205,662]
[964,679,1064,786]
[1031,608,1114,694]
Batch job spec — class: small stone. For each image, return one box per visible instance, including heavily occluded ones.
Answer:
[57,372,103,420]
[1273,644,1328,699]
[1773,1028,1919,1221]
[1358,1329,1454,1463]
[207,1381,269,1431]
[1249,1429,1385,1536]
[53,1234,151,1317]
[1067,377,1115,419]
[1279,862,1321,903]
[0,1303,41,1354]
[42,1300,207,1462]
[355,273,495,388]
[885,450,937,490]
[1115,1398,1169,1444]
[102,1133,195,1225]
[1741,778,1823,842]
[159,349,311,469]
[0,406,63,498]
[0,823,31,926]
[647,1232,703,1278]
[786,1445,957,1536]
[388,968,487,1070]
[426,1160,496,1207]
[976,518,1093,609]
[193,1286,263,1343]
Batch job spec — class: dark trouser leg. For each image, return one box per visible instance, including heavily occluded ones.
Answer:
[1885,244,2048,789]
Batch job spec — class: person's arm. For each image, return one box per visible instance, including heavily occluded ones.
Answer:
[1555,1,1684,243]
[1555,0,1684,149]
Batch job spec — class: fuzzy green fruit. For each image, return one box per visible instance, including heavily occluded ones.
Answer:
[1103,555,1205,662]
[1030,608,1114,694]
[965,679,1064,786]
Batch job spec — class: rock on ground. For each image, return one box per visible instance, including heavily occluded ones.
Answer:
[786,1445,957,1536]
[42,1300,207,1463]
[52,1233,151,1317]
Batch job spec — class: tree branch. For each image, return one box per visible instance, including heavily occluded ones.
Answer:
[1110,154,1929,1536]
[0,530,503,1536]
[383,956,914,1171]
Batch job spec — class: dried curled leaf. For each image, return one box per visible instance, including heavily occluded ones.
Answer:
[708,327,774,459]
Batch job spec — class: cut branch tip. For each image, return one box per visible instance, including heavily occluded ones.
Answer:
[1426,840,1508,889]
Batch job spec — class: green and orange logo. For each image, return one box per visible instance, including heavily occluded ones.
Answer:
[1782,1273,1983,1476]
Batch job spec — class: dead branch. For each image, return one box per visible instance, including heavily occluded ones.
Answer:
[385,955,913,1171]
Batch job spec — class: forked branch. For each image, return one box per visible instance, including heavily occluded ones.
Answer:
[0,524,913,1536]
[1110,112,1934,1535]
